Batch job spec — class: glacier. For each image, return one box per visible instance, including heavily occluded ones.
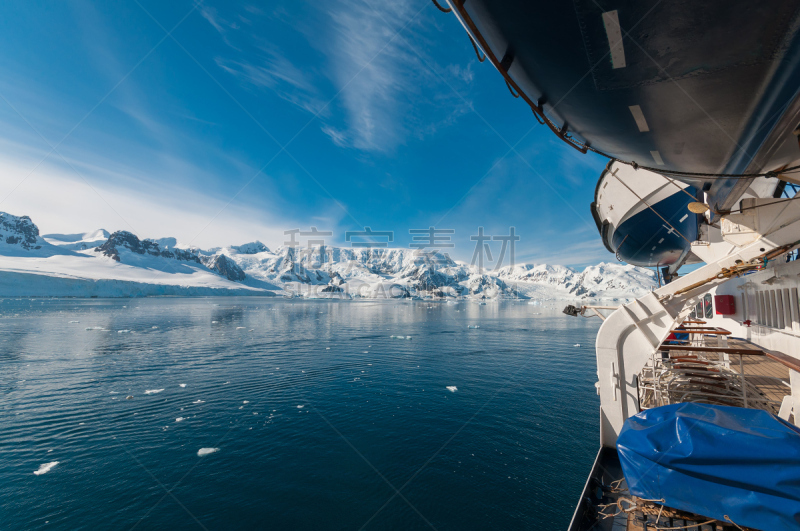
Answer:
[0,211,656,300]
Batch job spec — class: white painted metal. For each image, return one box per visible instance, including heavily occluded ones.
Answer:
[595,162,691,245]
[595,199,800,447]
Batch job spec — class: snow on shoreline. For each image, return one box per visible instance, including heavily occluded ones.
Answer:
[0,212,656,300]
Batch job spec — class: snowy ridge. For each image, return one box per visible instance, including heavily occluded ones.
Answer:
[213,244,656,300]
[0,212,656,299]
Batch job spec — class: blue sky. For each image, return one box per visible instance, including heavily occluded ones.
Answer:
[0,0,611,267]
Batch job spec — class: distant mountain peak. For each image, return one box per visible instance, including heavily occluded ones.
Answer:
[0,212,44,250]
[231,241,269,254]
[95,231,200,264]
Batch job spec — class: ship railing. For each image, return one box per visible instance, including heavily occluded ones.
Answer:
[636,346,784,414]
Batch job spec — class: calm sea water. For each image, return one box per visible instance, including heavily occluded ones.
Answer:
[1,297,601,530]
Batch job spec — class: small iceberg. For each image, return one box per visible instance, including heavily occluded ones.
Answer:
[34,462,59,475]
[144,389,164,395]
[197,448,219,457]
[446,386,458,393]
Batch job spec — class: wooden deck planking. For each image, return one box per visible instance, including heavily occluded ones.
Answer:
[664,337,790,409]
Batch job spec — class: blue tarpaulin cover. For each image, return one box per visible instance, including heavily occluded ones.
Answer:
[617,403,800,531]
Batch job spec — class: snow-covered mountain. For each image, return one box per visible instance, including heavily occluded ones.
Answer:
[211,244,656,300]
[0,212,657,299]
[43,229,110,250]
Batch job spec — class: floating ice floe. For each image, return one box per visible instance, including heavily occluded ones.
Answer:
[34,462,59,475]
[197,448,219,457]
[446,386,458,392]
[179,384,187,388]
[144,389,164,395]
[176,417,185,422]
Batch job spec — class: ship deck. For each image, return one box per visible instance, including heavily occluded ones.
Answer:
[571,330,795,531]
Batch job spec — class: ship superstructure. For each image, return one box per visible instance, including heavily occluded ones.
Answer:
[435,1,800,529]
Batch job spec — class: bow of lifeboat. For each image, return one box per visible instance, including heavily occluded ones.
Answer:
[591,161,700,269]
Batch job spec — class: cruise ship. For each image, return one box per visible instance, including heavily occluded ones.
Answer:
[436,1,800,529]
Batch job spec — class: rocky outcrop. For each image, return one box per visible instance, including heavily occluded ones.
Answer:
[201,254,246,281]
[0,213,42,250]
[95,231,201,263]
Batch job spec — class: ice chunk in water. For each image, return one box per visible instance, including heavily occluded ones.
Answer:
[179,384,187,388]
[243,400,249,404]
[176,417,185,422]
[297,405,304,409]
[446,386,458,392]
[144,389,164,395]
[197,448,219,457]
[34,462,59,475]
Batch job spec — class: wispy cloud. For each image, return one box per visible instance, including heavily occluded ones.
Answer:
[215,46,328,115]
